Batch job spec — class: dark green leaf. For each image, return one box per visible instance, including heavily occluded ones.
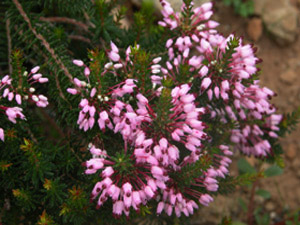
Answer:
[256,189,271,199]
[238,198,248,212]
[264,165,283,177]
[237,158,256,174]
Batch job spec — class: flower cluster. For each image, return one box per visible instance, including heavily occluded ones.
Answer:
[159,0,282,157]
[0,66,49,141]
[67,42,161,135]
[84,144,160,217]
[70,0,283,218]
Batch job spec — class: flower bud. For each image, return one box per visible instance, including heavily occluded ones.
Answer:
[73,59,84,67]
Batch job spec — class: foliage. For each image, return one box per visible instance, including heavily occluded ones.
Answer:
[223,0,254,18]
[0,0,297,224]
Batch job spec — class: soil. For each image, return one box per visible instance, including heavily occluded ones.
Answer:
[191,1,300,224]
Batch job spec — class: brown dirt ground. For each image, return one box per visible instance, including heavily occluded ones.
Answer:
[191,2,300,224]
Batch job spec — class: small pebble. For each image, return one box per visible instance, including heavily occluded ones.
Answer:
[247,17,263,42]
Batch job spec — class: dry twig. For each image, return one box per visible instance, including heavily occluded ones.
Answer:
[6,19,12,74]
[68,34,92,44]
[247,179,259,225]
[12,0,74,83]
[39,16,90,33]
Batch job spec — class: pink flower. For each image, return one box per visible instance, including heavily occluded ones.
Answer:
[73,78,82,87]
[108,51,120,62]
[144,186,154,198]
[32,74,42,80]
[151,166,164,176]
[102,166,114,177]
[200,39,212,52]
[67,88,78,95]
[199,66,208,77]
[38,78,48,83]
[84,67,90,76]
[0,128,4,142]
[85,158,104,171]
[201,2,213,12]
[6,107,25,124]
[132,191,142,206]
[1,75,11,83]
[110,41,119,53]
[8,92,14,101]
[199,194,213,206]
[15,94,22,105]
[136,93,148,105]
[113,201,124,216]
[31,66,40,73]
[73,59,84,67]
[3,88,9,98]
[157,202,165,214]
[153,57,162,64]
[114,63,123,69]
[201,77,212,92]
[123,182,132,196]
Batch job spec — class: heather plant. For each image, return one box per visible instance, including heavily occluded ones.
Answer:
[0,0,298,224]
[0,53,49,141]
